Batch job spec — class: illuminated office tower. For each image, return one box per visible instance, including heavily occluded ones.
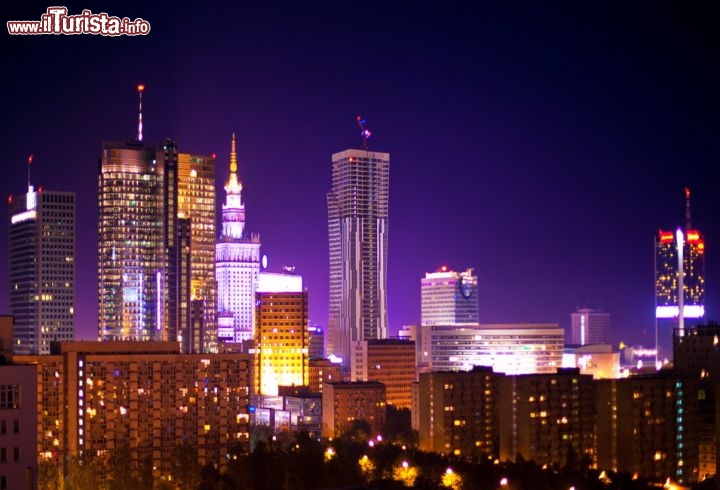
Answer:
[8,172,75,354]
[569,308,609,345]
[655,188,705,363]
[327,145,389,371]
[421,266,478,326]
[98,139,174,342]
[216,134,261,345]
[255,272,308,395]
[178,152,217,352]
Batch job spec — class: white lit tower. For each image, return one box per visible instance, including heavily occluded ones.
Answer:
[327,117,389,371]
[8,155,76,354]
[655,188,706,365]
[215,134,261,345]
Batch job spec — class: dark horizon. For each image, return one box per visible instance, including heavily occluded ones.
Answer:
[3,2,719,347]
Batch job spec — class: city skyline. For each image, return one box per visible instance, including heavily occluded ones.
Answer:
[3,2,719,348]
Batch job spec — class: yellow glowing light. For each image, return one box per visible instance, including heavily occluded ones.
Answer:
[442,467,462,490]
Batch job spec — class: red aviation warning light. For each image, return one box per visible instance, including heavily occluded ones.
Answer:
[137,84,145,92]
[658,230,674,243]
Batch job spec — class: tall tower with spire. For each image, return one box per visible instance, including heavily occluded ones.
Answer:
[216,134,261,346]
[655,188,706,364]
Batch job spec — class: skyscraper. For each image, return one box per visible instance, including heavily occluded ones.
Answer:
[655,188,705,363]
[569,308,609,345]
[216,134,261,346]
[421,266,478,326]
[8,172,75,355]
[327,148,389,370]
[98,139,171,343]
[178,152,216,352]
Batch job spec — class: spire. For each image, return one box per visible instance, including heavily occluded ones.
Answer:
[684,187,692,230]
[137,84,145,142]
[230,132,238,174]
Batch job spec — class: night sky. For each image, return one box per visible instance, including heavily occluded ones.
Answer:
[3,2,719,346]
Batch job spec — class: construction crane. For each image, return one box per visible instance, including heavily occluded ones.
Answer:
[356,115,371,150]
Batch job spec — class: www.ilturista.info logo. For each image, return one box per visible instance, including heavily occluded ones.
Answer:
[7,7,150,36]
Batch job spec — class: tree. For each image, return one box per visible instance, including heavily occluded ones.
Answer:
[170,443,201,490]
[64,453,101,490]
[37,459,61,490]
[107,444,140,490]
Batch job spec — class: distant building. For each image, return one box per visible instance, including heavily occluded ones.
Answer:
[351,339,415,408]
[327,148,390,372]
[655,189,706,364]
[0,362,37,490]
[255,273,308,395]
[216,134,261,346]
[417,324,564,375]
[596,372,698,484]
[9,181,75,355]
[569,308,609,346]
[563,344,620,379]
[322,381,386,438]
[498,368,596,467]
[416,366,500,458]
[421,267,478,326]
[308,358,342,393]
[308,325,325,359]
[14,342,251,486]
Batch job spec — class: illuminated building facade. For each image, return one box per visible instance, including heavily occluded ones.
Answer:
[569,308,609,345]
[308,358,342,393]
[327,149,389,371]
[0,362,37,490]
[498,368,596,467]
[416,366,500,458]
[98,140,169,342]
[255,273,308,395]
[177,152,217,352]
[8,182,75,355]
[14,342,251,486]
[350,339,415,408]
[216,134,261,345]
[418,324,564,375]
[321,381,386,438]
[596,373,699,484]
[308,325,325,359]
[421,267,478,326]
[655,188,705,363]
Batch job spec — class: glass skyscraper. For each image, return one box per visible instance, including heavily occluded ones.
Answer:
[327,149,389,370]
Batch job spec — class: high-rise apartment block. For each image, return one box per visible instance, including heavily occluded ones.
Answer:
[569,308,610,345]
[350,339,415,408]
[9,179,75,355]
[655,188,705,363]
[0,362,37,490]
[327,148,389,371]
[322,381,386,438]
[254,272,308,395]
[216,135,261,345]
[14,342,251,486]
[421,267,478,326]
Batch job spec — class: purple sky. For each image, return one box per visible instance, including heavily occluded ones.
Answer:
[3,2,719,346]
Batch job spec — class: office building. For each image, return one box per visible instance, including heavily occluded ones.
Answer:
[216,134,261,345]
[421,266,478,326]
[569,308,609,346]
[8,178,75,355]
[255,272,308,395]
[416,366,500,458]
[596,372,698,484]
[14,342,251,486]
[322,381,386,438]
[351,339,415,408]
[177,152,216,353]
[327,148,390,371]
[498,368,596,467]
[655,188,705,363]
[308,325,325,359]
[417,324,564,375]
[308,358,342,393]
